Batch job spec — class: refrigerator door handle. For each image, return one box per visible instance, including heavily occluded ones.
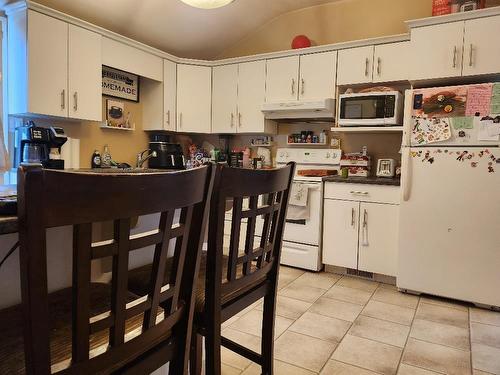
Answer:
[402,147,412,202]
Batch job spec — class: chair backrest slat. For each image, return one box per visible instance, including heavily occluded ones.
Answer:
[143,210,175,330]
[110,217,132,347]
[72,223,92,362]
[227,197,243,282]
[16,165,214,374]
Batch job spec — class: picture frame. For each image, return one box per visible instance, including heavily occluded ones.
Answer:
[102,65,140,102]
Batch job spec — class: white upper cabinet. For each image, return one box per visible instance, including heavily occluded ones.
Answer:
[102,38,163,82]
[163,60,177,131]
[27,10,69,118]
[211,61,273,134]
[299,51,337,100]
[265,56,300,102]
[337,46,374,85]
[409,21,465,80]
[68,25,102,121]
[462,15,500,77]
[9,10,102,120]
[212,64,238,133]
[177,65,212,133]
[237,60,273,133]
[372,42,410,83]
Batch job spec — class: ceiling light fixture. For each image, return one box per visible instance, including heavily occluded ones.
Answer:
[180,0,234,9]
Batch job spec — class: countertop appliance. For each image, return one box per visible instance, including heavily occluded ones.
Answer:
[376,159,396,177]
[338,91,403,126]
[261,99,336,120]
[148,142,185,170]
[14,122,67,169]
[276,148,342,270]
[399,84,500,308]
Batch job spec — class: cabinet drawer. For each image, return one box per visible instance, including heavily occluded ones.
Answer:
[324,182,399,204]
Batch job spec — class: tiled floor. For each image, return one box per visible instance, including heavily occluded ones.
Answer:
[217,266,500,375]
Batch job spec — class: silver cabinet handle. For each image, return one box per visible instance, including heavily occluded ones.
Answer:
[230,112,234,127]
[179,112,182,128]
[301,78,305,96]
[291,78,295,95]
[350,191,369,196]
[73,92,78,111]
[377,57,381,76]
[469,44,474,67]
[238,112,242,127]
[351,207,355,227]
[166,110,170,125]
[61,89,65,110]
[452,46,457,68]
[365,58,369,77]
[361,209,369,246]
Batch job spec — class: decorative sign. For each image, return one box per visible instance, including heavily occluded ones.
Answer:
[102,66,139,102]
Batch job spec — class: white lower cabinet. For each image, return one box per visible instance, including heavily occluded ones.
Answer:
[323,183,399,277]
[357,202,399,276]
[323,199,359,269]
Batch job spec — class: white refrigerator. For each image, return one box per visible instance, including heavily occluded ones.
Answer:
[398,84,500,308]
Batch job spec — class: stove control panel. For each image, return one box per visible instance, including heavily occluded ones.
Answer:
[276,148,342,165]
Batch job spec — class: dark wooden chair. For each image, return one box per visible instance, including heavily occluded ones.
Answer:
[0,164,214,374]
[128,162,295,375]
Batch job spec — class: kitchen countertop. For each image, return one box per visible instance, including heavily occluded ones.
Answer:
[323,175,401,186]
[0,216,18,235]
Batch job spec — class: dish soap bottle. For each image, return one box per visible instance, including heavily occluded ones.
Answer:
[91,150,101,169]
[102,144,112,168]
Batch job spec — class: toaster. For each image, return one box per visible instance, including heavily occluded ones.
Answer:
[376,159,396,178]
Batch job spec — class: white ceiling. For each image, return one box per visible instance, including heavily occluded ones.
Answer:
[23,0,341,59]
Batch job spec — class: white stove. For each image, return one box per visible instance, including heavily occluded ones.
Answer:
[276,148,342,271]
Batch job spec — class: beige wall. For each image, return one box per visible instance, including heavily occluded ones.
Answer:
[63,97,149,168]
[218,0,433,59]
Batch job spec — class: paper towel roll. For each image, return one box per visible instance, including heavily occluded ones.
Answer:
[70,138,80,169]
[60,137,72,169]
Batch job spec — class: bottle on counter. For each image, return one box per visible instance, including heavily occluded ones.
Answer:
[101,144,112,168]
[91,150,101,168]
[320,130,327,144]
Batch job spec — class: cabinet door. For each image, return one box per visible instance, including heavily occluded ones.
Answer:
[68,25,102,121]
[27,10,68,117]
[237,60,267,133]
[373,42,410,83]
[265,56,299,102]
[337,46,374,85]
[177,65,212,133]
[409,22,464,80]
[163,60,177,131]
[299,51,337,101]
[323,199,359,269]
[358,203,399,277]
[212,64,238,133]
[462,15,500,77]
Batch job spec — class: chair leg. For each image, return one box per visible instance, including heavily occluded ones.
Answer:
[261,292,277,375]
[190,332,203,375]
[204,319,222,375]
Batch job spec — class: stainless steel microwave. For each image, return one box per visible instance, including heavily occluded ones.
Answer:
[338,91,403,126]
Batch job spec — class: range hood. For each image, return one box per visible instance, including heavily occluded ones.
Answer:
[261,98,335,120]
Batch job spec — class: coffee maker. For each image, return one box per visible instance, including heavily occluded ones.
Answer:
[15,121,68,169]
[147,134,185,170]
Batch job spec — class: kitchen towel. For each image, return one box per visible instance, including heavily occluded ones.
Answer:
[287,183,310,221]
[289,182,309,207]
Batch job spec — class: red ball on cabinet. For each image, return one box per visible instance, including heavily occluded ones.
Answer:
[291,35,311,49]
